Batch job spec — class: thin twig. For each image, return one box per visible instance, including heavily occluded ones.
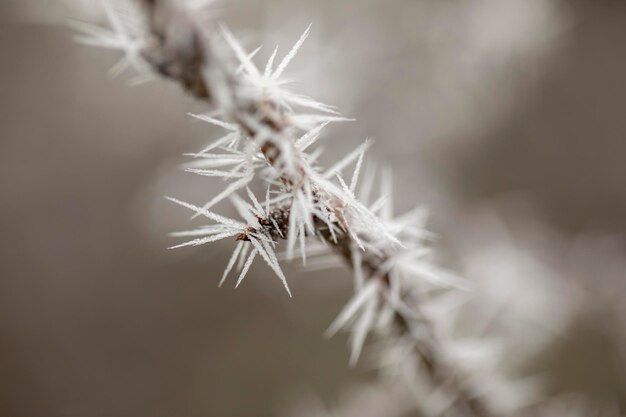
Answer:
[96,1,497,415]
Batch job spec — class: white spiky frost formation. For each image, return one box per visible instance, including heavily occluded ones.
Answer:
[163,25,402,303]
[73,1,509,416]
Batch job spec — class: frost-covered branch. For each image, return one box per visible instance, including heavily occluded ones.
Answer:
[74,1,498,415]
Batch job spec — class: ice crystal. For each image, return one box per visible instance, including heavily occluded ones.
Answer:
[74,2,512,415]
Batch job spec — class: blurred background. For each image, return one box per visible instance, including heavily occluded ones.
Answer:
[1,0,625,416]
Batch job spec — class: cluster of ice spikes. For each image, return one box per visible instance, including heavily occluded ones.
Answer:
[74,1,498,416]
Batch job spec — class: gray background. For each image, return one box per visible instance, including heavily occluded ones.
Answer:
[1,0,625,416]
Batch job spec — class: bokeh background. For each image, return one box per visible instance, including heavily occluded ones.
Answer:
[1,0,625,416]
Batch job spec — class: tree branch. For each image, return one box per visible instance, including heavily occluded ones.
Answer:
[134,1,494,415]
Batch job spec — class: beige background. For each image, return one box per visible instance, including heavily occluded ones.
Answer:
[1,1,625,416]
